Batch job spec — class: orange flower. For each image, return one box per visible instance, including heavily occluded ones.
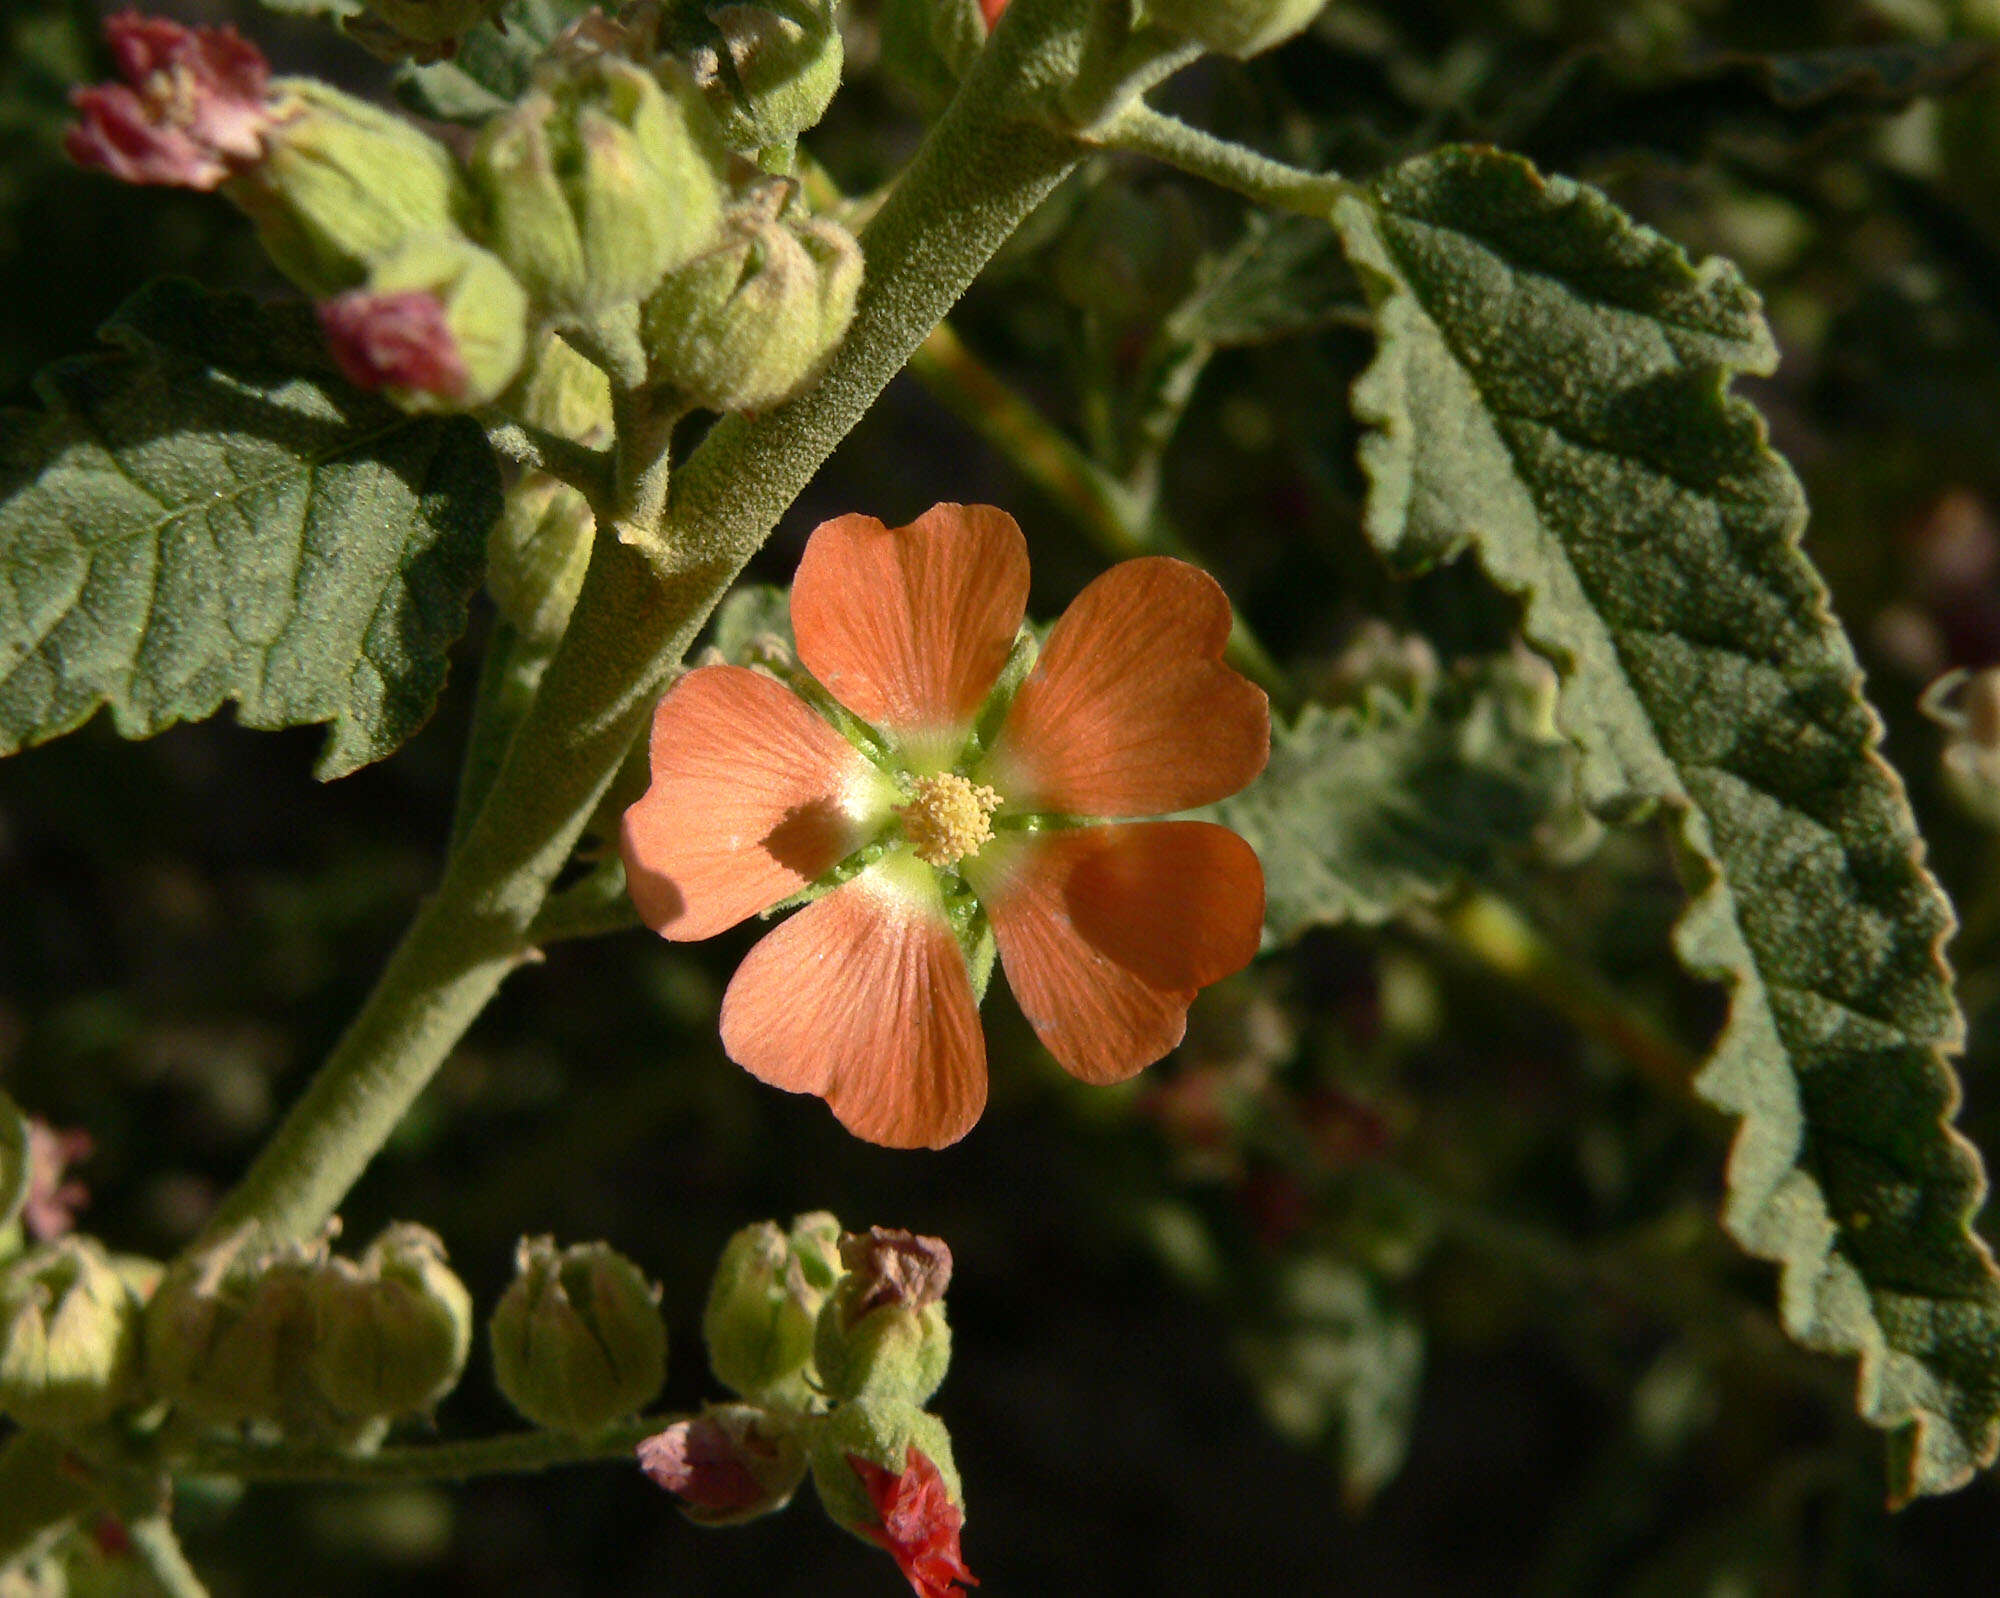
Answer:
[619,504,1269,1149]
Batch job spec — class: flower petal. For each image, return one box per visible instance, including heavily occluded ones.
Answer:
[983,557,1269,816]
[969,823,1263,1085]
[620,666,891,941]
[719,867,987,1149]
[790,505,1029,758]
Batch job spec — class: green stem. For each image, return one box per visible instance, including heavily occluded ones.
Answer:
[1092,102,1354,217]
[480,418,616,515]
[200,0,1099,1243]
[906,320,1290,700]
[125,1514,210,1598]
[182,1418,672,1485]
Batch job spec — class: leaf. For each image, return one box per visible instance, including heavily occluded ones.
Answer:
[1508,42,1994,172]
[1206,656,1577,941]
[0,279,499,779]
[1234,1255,1424,1509]
[1331,144,2000,1502]
[1167,211,1366,349]
[398,0,598,122]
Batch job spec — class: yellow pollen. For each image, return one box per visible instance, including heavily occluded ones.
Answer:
[900,773,1001,868]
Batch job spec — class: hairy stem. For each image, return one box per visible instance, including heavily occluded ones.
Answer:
[1092,102,1352,217]
[200,0,1097,1242]
[182,1418,672,1485]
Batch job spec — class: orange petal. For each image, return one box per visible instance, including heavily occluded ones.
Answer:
[983,557,1270,816]
[968,823,1265,1085]
[620,666,892,942]
[790,504,1029,760]
[718,866,988,1149]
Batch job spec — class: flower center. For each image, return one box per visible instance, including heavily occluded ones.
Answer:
[899,774,1002,869]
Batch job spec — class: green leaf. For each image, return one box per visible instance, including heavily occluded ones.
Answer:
[0,1090,29,1243]
[1507,42,1994,172]
[1234,1255,1424,1509]
[398,0,598,121]
[1167,211,1365,350]
[1206,656,1576,941]
[0,279,499,779]
[1331,144,2000,1502]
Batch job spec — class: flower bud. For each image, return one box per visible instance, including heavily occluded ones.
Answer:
[66,13,276,191]
[0,1238,145,1429]
[517,334,615,446]
[1146,0,1328,59]
[683,1,843,152]
[227,81,473,297]
[489,1237,666,1433]
[643,198,862,413]
[341,0,505,63]
[806,1398,961,1547]
[813,1228,952,1407]
[473,55,728,317]
[305,1224,472,1423]
[877,0,988,110]
[702,1213,842,1406]
[319,234,530,411]
[144,1223,323,1425]
[487,475,596,643]
[637,1402,807,1524]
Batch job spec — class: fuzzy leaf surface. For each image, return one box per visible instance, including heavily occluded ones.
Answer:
[1332,145,2000,1501]
[1206,659,1575,941]
[0,279,499,779]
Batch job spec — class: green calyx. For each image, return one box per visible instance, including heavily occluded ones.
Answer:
[474,54,730,318]
[643,191,863,413]
[230,81,474,298]
[489,1236,668,1434]
[674,0,845,154]
[305,1223,473,1423]
[360,233,534,412]
[806,1398,961,1543]
[703,1213,843,1408]
[0,1237,145,1430]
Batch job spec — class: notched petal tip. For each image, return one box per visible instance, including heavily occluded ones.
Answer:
[988,556,1270,818]
[791,504,1030,754]
[718,871,988,1150]
[620,665,886,942]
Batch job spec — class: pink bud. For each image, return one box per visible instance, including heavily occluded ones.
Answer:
[22,1119,94,1244]
[318,290,469,401]
[978,0,1008,28]
[65,12,273,190]
[637,1407,803,1525]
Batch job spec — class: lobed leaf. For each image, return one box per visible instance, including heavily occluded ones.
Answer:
[0,279,499,779]
[1205,657,1576,942]
[1330,145,2000,1501]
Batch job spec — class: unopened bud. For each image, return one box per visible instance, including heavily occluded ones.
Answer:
[517,334,615,446]
[229,81,473,297]
[683,1,843,153]
[644,198,861,412]
[487,475,596,643]
[702,1212,841,1407]
[637,1402,807,1524]
[877,0,987,109]
[1147,0,1327,58]
[342,0,505,63]
[807,1398,960,1545]
[813,1228,952,1406]
[66,13,275,191]
[490,1237,666,1433]
[474,54,727,317]
[306,1224,472,1422]
[0,1238,145,1429]
[320,234,530,410]
[144,1223,324,1424]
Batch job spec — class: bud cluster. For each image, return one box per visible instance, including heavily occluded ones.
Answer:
[67,5,863,425]
[639,1213,969,1570]
[489,1236,668,1433]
